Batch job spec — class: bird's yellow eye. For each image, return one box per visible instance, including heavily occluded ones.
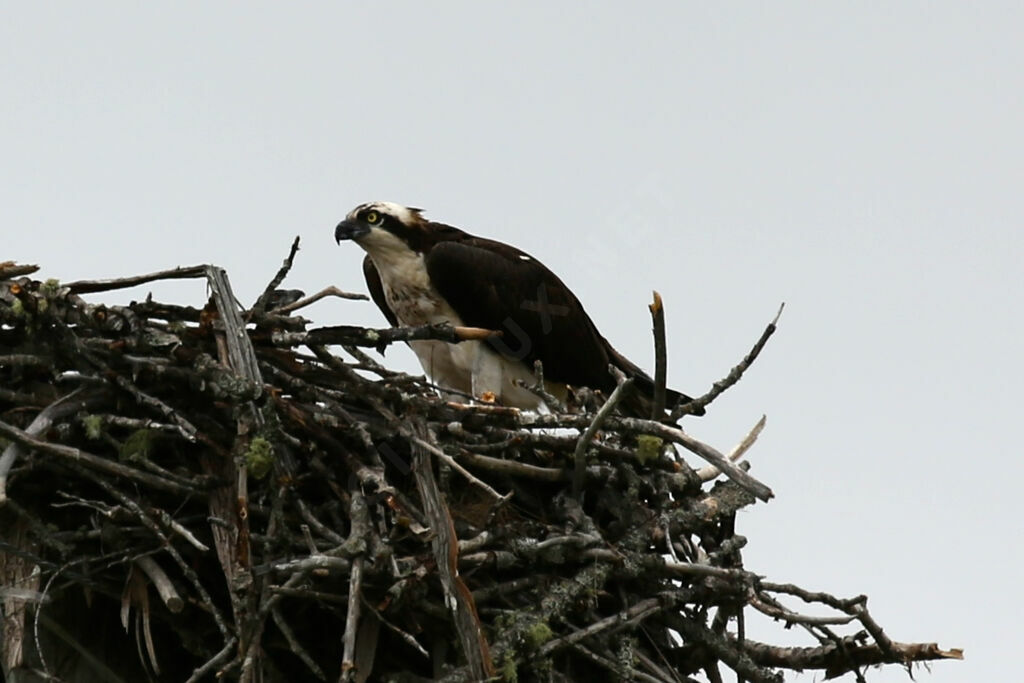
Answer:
[365,211,380,224]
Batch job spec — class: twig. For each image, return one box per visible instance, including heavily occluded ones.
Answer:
[410,436,509,503]
[250,236,301,316]
[134,554,184,613]
[697,415,767,482]
[649,291,668,419]
[0,261,40,278]
[148,507,211,552]
[109,374,199,440]
[747,593,854,627]
[340,556,365,681]
[734,635,962,677]
[0,419,199,497]
[513,360,567,413]
[272,607,327,681]
[570,642,665,683]
[1,387,103,505]
[411,419,495,680]
[271,322,501,349]
[362,600,430,659]
[79,466,233,641]
[269,285,369,315]
[456,450,566,482]
[669,615,783,683]
[185,637,239,683]
[64,265,209,294]
[672,303,784,420]
[509,411,773,502]
[573,369,634,498]
[537,596,664,657]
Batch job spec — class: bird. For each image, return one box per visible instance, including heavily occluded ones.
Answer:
[334,201,702,417]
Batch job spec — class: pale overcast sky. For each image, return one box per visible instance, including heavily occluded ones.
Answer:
[3,4,1020,681]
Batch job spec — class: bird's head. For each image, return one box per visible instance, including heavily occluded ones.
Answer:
[335,201,427,255]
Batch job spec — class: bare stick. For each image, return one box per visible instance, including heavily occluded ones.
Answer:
[271,322,501,349]
[537,597,663,657]
[268,286,369,315]
[697,415,767,482]
[363,601,429,659]
[748,593,854,627]
[0,262,40,278]
[672,303,784,420]
[510,411,773,502]
[573,369,634,498]
[457,450,566,483]
[185,637,239,683]
[736,635,962,677]
[411,419,495,680]
[513,360,567,413]
[134,555,184,613]
[0,419,198,497]
[340,556,365,681]
[410,436,509,503]
[64,265,209,294]
[250,236,301,316]
[149,508,211,552]
[272,607,327,681]
[1,387,102,505]
[649,290,668,419]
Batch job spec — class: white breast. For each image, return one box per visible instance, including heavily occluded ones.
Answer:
[361,229,559,409]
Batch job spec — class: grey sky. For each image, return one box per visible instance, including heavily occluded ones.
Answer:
[4,4,1020,680]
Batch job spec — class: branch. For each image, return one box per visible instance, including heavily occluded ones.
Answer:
[573,368,634,498]
[268,286,369,315]
[697,415,766,482]
[0,419,199,497]
[250,236,301,317]
[672,303,784,420]
[649,290,668,419]
[736,635,962,678]
[270,322,501,350]
[134,554,184,613]
[64,265,209,294]
[339,494,367,681]
[411,419,494,680]
[1,387,105,505]
[0,261,40,278]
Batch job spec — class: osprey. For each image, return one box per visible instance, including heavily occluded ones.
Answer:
[334,201,702,417]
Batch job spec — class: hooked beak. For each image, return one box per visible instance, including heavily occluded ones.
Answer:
[334,219,370,244]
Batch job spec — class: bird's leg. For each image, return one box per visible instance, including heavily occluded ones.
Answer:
[470,342,504,404]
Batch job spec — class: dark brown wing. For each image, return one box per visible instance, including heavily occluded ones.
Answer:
[425,238,616,391]
[424,234,703,417]
[362,255,399,327]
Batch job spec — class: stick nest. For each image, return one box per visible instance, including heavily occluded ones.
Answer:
[0,250,961,682]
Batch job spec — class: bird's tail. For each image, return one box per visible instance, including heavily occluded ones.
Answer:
[607,347,705,419]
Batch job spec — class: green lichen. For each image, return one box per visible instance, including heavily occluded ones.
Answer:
[523,621,553,650]
[40,279,61,296]
[120,429,155,462]
[81,415,103,440]
[500,653,518,683]
[10,298,25,317]
[635,434,663,463]
[245,437,274,479]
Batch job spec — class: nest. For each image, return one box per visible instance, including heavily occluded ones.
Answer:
[0,246,961,682]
